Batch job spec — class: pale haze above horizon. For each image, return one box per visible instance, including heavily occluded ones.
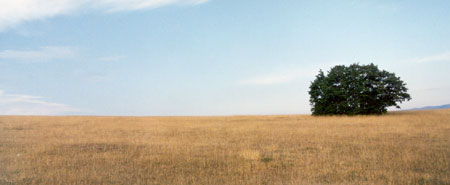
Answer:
[1,0,450,116]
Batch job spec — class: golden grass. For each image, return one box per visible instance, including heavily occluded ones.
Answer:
[1,109,449,185]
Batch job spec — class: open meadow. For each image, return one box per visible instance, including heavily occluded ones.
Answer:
[1,109,449,185]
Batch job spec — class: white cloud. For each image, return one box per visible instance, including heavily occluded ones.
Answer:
[415,52,450,63]
[95,0,209,12]
[0,90,80,115]
[0,46,75,62]
[238,62,354,86]
[239,67,319,85]
[240,74,298,85]
[97,55,123,62]
[0,0,209,31]
[0,0,83,31]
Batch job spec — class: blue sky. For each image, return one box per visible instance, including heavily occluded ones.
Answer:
[1,0,450,115]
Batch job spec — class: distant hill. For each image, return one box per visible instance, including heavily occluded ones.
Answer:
[407,104,450,111]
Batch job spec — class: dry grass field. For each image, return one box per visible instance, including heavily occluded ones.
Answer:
[1,109,449,185]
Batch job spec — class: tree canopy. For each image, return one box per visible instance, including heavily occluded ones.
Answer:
[309,63,411,115]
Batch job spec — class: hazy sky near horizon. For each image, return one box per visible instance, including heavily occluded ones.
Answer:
[1,0,450,115]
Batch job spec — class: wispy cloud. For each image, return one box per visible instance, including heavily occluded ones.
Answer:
[239,67,319,85]
[239,73,298,85]
[97,55,123,62]
[238,62,353,86]
[415,52,450,63]
[0,0,210,31]
[0,0,82,31]
[0,90,80,115]
[0,46,75,62]
[96,0,209,12]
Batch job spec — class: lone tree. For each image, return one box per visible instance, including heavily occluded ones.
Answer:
[309,63,411,115]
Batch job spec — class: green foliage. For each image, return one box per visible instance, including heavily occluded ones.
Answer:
[261,157,273,163]
[309,63,411,115]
